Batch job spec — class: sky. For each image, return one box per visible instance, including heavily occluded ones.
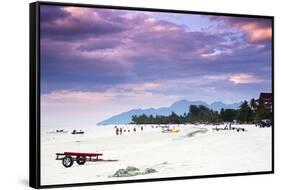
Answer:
[40,5,272,127]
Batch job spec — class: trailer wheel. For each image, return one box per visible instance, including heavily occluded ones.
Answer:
[76,156,86,165]
[62,156,74,168]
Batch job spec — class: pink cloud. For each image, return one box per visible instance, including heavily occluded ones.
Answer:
[42,82,164,106]
[114,82,163,92]
[207,16,272,43]
[228,73,263,84]
[240,23,272,43]
[42,5,226,66]
[41,88,179,125]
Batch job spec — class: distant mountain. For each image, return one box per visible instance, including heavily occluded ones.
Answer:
[209,101,241,111]
[97,99,240,125]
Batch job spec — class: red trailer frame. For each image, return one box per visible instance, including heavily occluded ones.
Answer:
[56,152,109,167]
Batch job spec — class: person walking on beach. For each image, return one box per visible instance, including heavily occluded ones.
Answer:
[120,127,123,135]
[115,127,119,135]
[133,127,136,132]
[141,126,143,131]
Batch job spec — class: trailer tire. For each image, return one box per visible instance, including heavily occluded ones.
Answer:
[76,156,86,165]
[62,156,74,168]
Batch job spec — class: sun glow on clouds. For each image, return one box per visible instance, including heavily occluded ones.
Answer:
[117,82,162,92]
[228,73,263,84]
[41,82,168,107]
[240,23,272,43]
[208,16,272,43]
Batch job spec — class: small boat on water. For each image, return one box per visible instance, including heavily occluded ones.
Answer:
[56,129,68,133]
[47,129,68,134]
[161,126,180,133]
[71,129,84,135]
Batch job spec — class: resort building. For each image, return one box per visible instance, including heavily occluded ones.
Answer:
[259,92,272,112]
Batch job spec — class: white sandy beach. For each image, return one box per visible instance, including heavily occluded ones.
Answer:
[41,124,272,185]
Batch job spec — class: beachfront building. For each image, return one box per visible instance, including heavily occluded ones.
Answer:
[259,92,272,112]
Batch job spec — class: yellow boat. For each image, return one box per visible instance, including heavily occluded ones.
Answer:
[162,126,180,133]
[168,128,180,133]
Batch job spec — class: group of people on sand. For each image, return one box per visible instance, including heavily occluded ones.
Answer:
[114,126,143,136]
[213,123,246,132]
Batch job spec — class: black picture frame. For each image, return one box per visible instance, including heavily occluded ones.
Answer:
[29,1,274,188]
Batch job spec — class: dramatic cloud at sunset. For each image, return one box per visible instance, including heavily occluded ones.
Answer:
[207,15,272,43]
[40,5,272,126]
[228,73,263,84]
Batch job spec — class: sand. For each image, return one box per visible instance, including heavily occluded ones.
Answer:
[40,124,272,185]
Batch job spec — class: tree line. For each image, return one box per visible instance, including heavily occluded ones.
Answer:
[131,98,272,124]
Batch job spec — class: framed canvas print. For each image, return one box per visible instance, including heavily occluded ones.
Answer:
[29,1,274,188]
